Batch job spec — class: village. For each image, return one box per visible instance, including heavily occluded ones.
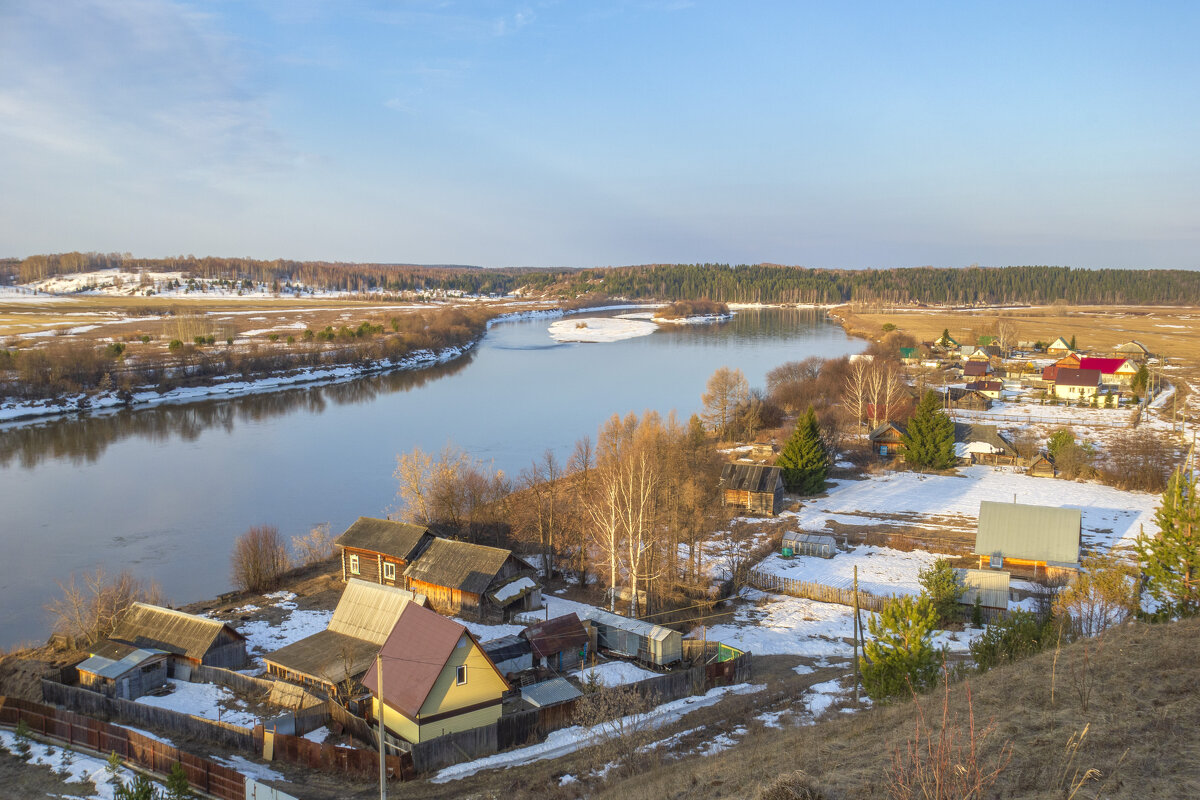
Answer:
[0,315,1189,800]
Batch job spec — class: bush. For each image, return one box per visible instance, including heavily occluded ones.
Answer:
[758,770,831,800]
[918,559,964,625]
[230,525,290,593]
[168,339,183,351]
[45,568,164,644]
[968,610,1054,672]
[14,719,32,761]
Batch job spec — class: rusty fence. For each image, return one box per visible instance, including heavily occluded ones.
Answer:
[1,695,244,800]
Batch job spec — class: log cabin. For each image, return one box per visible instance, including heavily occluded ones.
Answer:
[334,517,434,587]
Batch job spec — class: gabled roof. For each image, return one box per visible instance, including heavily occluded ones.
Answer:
[965,380,1003,393]
[263,629,381,685]
[1078,357,1135,375]
[1115,340,1148,355]
[403,538,524,595]
[945,387,990,404]
[77,647,167,680]
[334,517,431,562]
[107,603,243,661]
[953,423,1016,456]
[1054,368,1101,387]
[521,614,588,659]
[1047,336,1073,351]
[867,421,907,440]
[328,579,426,645]
[976,501,1081,567]
[963,361,989,376]
[363,603,506,719]
[719,462,782,493]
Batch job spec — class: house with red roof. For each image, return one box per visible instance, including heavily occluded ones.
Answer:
[1078,357,1138,385]
[364,602,509,744]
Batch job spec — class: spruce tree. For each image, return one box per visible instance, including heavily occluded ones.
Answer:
[1136,456,1200,618]
[860,594,943,702]
[902,390,956,470]
[776,405,828,494]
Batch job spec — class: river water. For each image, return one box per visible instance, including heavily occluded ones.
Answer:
[0,308,860,647]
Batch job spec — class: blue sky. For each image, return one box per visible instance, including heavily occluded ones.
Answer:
[2,1,1198,269]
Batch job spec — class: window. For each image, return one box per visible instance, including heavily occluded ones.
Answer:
[455,666,467,685]
[383,562,396,581]
[349,554,360,575]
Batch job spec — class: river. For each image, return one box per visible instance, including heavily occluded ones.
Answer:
[0,307,861,647]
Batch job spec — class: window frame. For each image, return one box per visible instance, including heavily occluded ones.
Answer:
[383,561,396,581]
[349,554,360,575]
[455,665,467,686]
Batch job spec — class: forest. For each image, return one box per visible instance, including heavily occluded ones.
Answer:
[7,253,1200,306]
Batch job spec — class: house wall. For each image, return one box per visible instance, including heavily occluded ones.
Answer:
[1053,383,1098,400]
[341,548,406,587]
[82,659,169,700]
[203,634,247,670]
[409,579,474,616]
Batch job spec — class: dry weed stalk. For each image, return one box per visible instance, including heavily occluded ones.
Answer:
[1058,725,1101,799]
[886,676,1012,800]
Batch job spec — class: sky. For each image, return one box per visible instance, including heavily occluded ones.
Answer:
[1,1,1198,270]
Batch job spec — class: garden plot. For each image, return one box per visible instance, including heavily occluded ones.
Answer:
[135,679,261,728]
[785,466,1159,554]
[234,591,332,662]
[756,545,943,597]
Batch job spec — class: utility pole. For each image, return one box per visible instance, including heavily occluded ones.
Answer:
[852,565,861,705]
[377,653,387,800]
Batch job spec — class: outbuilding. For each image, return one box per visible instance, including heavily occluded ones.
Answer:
[867,421,907,457]
[522,614,590,672]
[782,531,837,559]
[403,538,541,620]
[955,568,1010,622]
[580,608,682,667]
[975,500,1081,573]
[76,647,168,700]
[100,603,246,678]
[718,462,785,515]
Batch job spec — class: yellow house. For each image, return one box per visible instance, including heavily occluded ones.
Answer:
[363,603,509,744]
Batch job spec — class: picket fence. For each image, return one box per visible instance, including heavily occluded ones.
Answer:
[747,569,893,613]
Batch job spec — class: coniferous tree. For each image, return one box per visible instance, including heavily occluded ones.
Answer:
[1136,455,1200,618]
[902,390,956,470]
[776,405,828,494]
[860,594,943,702]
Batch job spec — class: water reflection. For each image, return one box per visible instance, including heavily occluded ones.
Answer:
[0,352,475,469]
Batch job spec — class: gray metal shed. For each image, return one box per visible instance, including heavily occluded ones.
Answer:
[955,569,1010,611]
[521,677,583,708]
[581,609,682,667]
[77,647,168,700]
[782,532,837,559]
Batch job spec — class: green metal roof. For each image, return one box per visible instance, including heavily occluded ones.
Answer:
[975,501,1081,567]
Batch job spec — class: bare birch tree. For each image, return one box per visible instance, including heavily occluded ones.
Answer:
[701,366,749,440]
[843,358,870,429]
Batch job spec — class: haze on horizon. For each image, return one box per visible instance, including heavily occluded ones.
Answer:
[2,1,1198,271]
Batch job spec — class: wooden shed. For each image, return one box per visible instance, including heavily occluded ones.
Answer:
[403,538,540,620]
[334,517,433,587]
[522,614,589,672]
[953,423,1018,466]
[1026,454,1057,478]
[955,568,1010,621]
[102,603,246,678]
[867,421,907,457]
[719,462,785,515]
[76,646,168,700]
[581,609,682,667]
[945,387,993,411]
[782,531,837,559]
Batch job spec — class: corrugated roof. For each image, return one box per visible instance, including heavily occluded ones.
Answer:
[1115,341,1148,355]
[334,517,431,561]
[965,380,1003,393]
[481,634,530,665]
[263,629,381,685]
[77,648,167,680]
[976,501,1081,567]
[403,538,520,595]
[580,608,679,644]
[719,463,782,493]
[782,532,837,549]
[1079,357,1134,375]
[363,603,501,720]
[328,579,424,645]
[956,568,1010,610]
[108,603,242,661]
[953,423,1016,456]
[1054,368,1101,387]
[522,614,588,659]
[963,361,988,376]
[521,677,582,708]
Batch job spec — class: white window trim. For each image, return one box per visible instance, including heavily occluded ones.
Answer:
[349,554,360,575]
[383,562,396,581]
[455,665,467,685]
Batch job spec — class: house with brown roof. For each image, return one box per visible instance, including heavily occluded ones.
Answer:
[945,387,993,411]
[1052,368,1102,400]
[719,462,785,515]
[364,603,509,744]
[403,538,540,620]
[521,613,589,672]
[962,361,990,379]
[964,380,1003,399]
[954,423,1018,466]
[97,603,246,678]
[334,517,433,587]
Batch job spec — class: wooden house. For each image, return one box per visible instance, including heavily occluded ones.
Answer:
[580,608,682,667]
[522,614,589,672]
[1078,357,1138,385]
[933,332,959,351]
[953,423,1018,466]
[364,603,509,744]
[100,603,246,678]
[964,380,1003,399]
[718,462,785,515]
[1052,368,1101,401]
[262,579,426,697]
[334,517,433,587]
[962,360,990,378]
[1114,340,1149,361]
[868,421,906,457]
[1026,454,1056,478]
[975,500,1081,573]
[945,387,993,411]
[76,647,168,700]
[403,539,540,620]
[1046,336,1074,355]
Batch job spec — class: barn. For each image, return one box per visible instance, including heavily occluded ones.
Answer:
[76,647,169,700]
[101,604,246,678]
[580,608,682,667]
[719,463,785,515]
[403,538,540,620]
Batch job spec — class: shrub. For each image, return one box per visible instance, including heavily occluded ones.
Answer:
[14,719,32,761]
[918,559,964,625]
[168,339,183,351]
[45,568,164,644]
[969,610,1053,672]
[758,770,831,800]
[140,335,151,344]
[230,525,290,593]
[105,342,126,358]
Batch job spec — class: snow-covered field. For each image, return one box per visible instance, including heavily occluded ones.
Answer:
[786,466,1159,554]
[135,679,260,728]
[757,545,943,597]
[575,660,660,687]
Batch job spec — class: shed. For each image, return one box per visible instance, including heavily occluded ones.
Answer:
[963,361,990,378]
[781,532,837,559]
[975,501,1081,571]
[1114,340,1149,360]
[719,462,785,515]
[76,646,168,700]
[481,635,533,677]
[404,538,540,620]
[953,423,1018,466]
[103,603,246,676]
[945,387,992,411]
[334,517,433,587]
[580,609,682,667]
[522,614,589,672]
[867,421,907,457]
[955,569,1011,615]
[1026,454,1056,478]
[521,677,583,709]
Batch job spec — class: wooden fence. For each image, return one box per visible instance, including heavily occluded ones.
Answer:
[326,698,376,745]
[1,695,244,800]
[258,725,413,781]
[747,569,894,613]
[41,679,255,751]
[193,664,277,698]
[408,722,498,774]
